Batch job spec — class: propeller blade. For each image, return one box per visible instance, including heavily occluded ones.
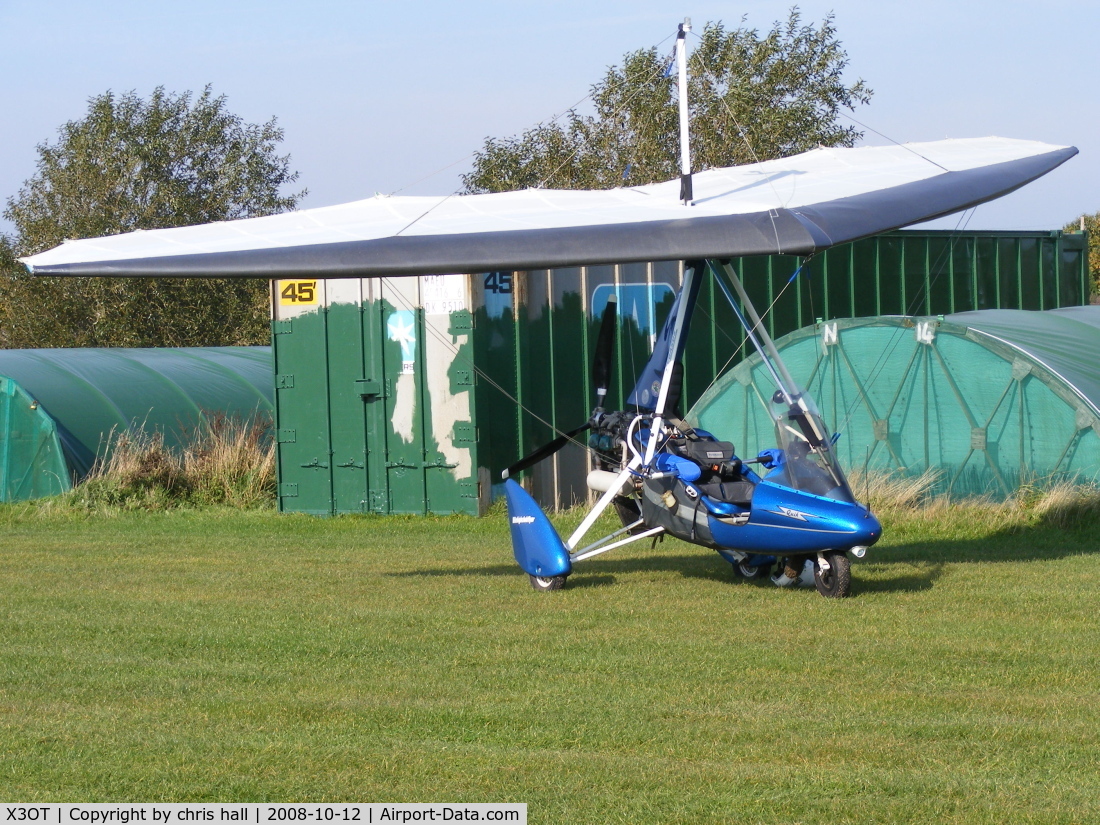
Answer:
[503,295,616,481]
[502,422,591,480]
[592,294,617,408]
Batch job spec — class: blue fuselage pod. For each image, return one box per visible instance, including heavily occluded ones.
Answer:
[708,480,882,555]
[503,479,572,578]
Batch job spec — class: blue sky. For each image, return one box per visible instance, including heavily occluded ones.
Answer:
[1,0,1095,235]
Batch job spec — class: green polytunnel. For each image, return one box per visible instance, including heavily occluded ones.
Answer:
[0,347,273,502]
[689,308,1100,499]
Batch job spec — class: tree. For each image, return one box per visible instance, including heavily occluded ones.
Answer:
[0,86,304,348]
[1064,213,1099,299]
[462,10,871,194]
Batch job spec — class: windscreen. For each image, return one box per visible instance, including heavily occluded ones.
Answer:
[765,390,855,503]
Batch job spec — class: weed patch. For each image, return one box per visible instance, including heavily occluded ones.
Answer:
[57,414,274,511]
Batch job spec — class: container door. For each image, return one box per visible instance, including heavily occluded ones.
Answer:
[273,279,334,514]
[379,279,428,514]
[360,279,391,513]
[324,279,371,514]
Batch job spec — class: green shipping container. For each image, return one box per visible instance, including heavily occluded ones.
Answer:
[272,276,483,515]
[273,229,1088,514]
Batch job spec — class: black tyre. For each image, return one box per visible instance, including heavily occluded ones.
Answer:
[529,574,567,592]
[743,563,770,580]
[737,559,770,579]
[813,550,851,598]
[734,556,778,580]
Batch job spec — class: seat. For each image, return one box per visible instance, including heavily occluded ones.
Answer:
[698,479,755,507]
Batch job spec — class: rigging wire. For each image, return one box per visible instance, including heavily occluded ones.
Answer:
[837,110,950,172]
[665,34,982,461]
[828,206,977,440]
[374,259,762,459]
[385,87,602,197]
[533,35,677,190]
[688,258,807,408]
[376,276,589,453]
[364,25,694,458]
[387,30,676,238]
[366,23,986,478]
[684,29,789,253]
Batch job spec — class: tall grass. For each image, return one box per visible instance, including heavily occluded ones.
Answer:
[848,467,1100,533]
[60,414,275,510]
[52,437,1100,529]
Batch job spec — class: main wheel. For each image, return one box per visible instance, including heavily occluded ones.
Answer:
[738,558,771,579]
[529,573,567,592]
[813,550,851,598]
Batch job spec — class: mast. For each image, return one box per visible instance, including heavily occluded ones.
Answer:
[676,18,693,205]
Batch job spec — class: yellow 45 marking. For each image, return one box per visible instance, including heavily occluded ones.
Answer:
[279,280,318,305]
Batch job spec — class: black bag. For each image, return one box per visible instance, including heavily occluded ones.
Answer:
[680,440,735,465]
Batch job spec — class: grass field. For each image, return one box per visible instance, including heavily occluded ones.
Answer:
[1,494,1098,823]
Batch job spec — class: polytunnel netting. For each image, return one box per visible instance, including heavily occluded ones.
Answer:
[689,308,1100,498]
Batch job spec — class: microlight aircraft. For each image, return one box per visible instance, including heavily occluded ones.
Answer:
[21,35,1076,597]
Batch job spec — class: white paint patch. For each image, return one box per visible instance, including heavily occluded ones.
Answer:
[391,372,417,443]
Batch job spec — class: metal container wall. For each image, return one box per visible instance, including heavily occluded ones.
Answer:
[274,229,1088,513]
[477,262,685,508]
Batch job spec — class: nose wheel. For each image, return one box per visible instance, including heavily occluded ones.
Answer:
[813,550,851,598]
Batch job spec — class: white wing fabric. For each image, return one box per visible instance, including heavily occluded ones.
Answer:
[21,137,1076,278]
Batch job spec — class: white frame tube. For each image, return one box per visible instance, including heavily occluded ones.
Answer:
[566,456,641,549]
[572,526,665,563]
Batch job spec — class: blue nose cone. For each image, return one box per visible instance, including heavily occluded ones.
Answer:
[851,508,882,548]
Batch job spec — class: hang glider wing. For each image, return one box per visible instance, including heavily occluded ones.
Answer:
[21,137,1076,278]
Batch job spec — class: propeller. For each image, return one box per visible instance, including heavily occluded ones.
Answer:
[591,293,618,410]
[502,294,618,480]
